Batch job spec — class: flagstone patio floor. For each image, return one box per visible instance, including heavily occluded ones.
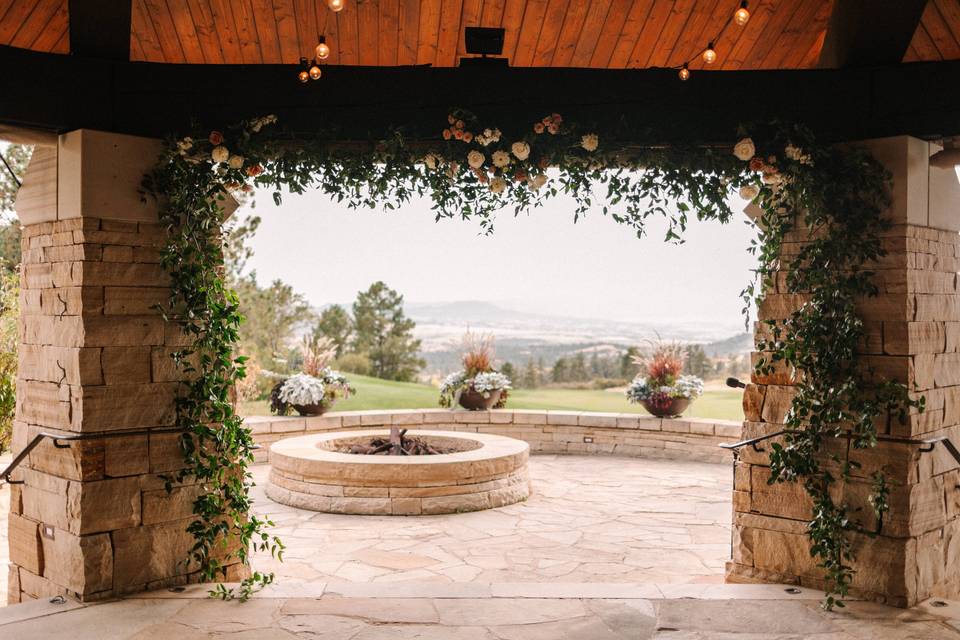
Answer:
[4,453,960,637]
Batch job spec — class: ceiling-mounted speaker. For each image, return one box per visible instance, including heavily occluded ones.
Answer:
[460,27,508,67]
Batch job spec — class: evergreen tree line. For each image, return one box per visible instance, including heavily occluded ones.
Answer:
[500,345,751,390]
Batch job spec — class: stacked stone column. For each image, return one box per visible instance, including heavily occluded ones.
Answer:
[6,130,244,603]
[727,136,960,607]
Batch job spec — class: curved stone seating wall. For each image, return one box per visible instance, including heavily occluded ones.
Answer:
[247,409,742,465]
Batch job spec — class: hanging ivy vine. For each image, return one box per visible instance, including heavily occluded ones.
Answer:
[144,111,919,607]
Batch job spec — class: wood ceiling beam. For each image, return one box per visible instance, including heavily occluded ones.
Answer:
[817,0,928,68]
[68,0,132,60]
[1,45,959,144]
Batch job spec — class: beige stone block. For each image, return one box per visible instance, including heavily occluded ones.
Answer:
[8,565,21,604]
[149,431,188,473]
[16,379,71,428]
[41,528,113,595]
[864,136,929,227]
[103,286,166,315]
[104,434,149,477]
[883,322,946,355]
[8,513,44,575]
[74,382,177,430]
[715,421,742,438]
[38,286,104,316]
[916,295,960,322]
[391,497,422,515]
[489,410,513,424]
[142,484,205,525]
[546,411,580,426]
[28,435,105,481]
[68,476,141,534]
[18,344,102,385]
[935,353,960,388]
[112,520,194,591]
[101,346,152,384]
[759,385,796,425]
[101,245,134,262]
[83,315,165,346]
[57,129,164,223]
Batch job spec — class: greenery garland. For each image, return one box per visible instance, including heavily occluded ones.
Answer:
[144,111,917,607]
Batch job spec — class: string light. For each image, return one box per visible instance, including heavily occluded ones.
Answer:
[674,2,751,80]
[702,42,717,64]
[298,69,309,83]
[315,36,330,60]
[309,64,322,80]
[734,1,750,27]
[328,0,344,12]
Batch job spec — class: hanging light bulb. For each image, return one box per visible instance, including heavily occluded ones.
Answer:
[297,57,310,82]
[315,36,330,60]
[734,1,750,26]
[327,0,344,12]
[678,64,690,81]
[309,64,322,80]
[702,42,717,65]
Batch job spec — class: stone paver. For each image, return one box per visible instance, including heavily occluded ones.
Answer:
[2,590,960,639]
[249,454,733,586]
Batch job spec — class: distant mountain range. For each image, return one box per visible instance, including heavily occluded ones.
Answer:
[399,300,751,375]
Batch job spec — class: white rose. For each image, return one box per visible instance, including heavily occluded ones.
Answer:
[761,172,782,185]
[580,133,599,152]
[739,185,759,201]
[467,150,485,169]
[423,153,439,170]
[489,176,507,194]
[211,145,229,163]
[733,137,755,161]
[492,150,511,168]
[228,154,244,169]
[511,141,530,161]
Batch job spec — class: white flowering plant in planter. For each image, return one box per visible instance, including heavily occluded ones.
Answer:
[270,337,355,415]
[439,332,512,409]
[624,339,704,417]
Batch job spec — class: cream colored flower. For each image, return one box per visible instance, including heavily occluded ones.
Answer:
[492,150,511,168]
[511,141,530,161]
[228,154,244,169]
[176,137,194,155]
[785,143,812,165]
[581,133,599,152]
[733,138,755,161]
[423,153,439,170]
[467,150,485,169]
[211,145,229,163]
[529,173,548,190]
[739,185,759,201]
[490,176,507,194]
[761,172,782,185]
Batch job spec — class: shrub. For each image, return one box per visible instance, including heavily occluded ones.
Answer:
[0,266,17,453]
[335,352,372,376]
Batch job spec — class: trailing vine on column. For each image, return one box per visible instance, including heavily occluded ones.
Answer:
[145,114,918,608]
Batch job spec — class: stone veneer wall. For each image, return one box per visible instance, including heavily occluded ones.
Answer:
[6,217,246,604]
[247,409,742,465]
[728,137,960,607]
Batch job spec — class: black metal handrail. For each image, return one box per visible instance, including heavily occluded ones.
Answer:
[719,429,960,465]
[1,427,260,485]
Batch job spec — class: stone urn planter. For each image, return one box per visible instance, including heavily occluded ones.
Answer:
[458,388,502,411]
[641,397,691,418]
[291,400,332,416]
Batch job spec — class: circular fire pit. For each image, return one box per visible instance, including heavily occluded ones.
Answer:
[266,430,530,515]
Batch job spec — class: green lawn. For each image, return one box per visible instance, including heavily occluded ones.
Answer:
[240,374,744,422]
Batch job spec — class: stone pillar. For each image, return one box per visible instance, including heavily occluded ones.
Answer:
[6,130,243,603]
[727,136,960,607]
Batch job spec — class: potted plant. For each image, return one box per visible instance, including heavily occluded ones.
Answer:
[625,339,704,418]
[271,337,355,416]
[439,332,511,410]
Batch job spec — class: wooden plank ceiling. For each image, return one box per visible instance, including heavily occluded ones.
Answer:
[1,0,959,68]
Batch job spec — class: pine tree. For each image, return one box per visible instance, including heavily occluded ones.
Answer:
[314,304,352,357]
[552,357,569,383]
[569,352,588,381]
[351,281,425,381]
[500,361,516,382]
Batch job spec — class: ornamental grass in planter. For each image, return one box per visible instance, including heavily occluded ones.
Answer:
[270,337,355,416]
[439,332,512,411]
[625,338,704,418]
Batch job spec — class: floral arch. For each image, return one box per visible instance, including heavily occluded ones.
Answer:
[143,111,917,608]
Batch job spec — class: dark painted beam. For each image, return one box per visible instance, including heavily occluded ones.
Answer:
[818,0,928,68]
[68,0,132,60]
[1,46,959,145]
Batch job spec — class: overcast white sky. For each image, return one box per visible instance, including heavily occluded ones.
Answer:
[242,184,759,327]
